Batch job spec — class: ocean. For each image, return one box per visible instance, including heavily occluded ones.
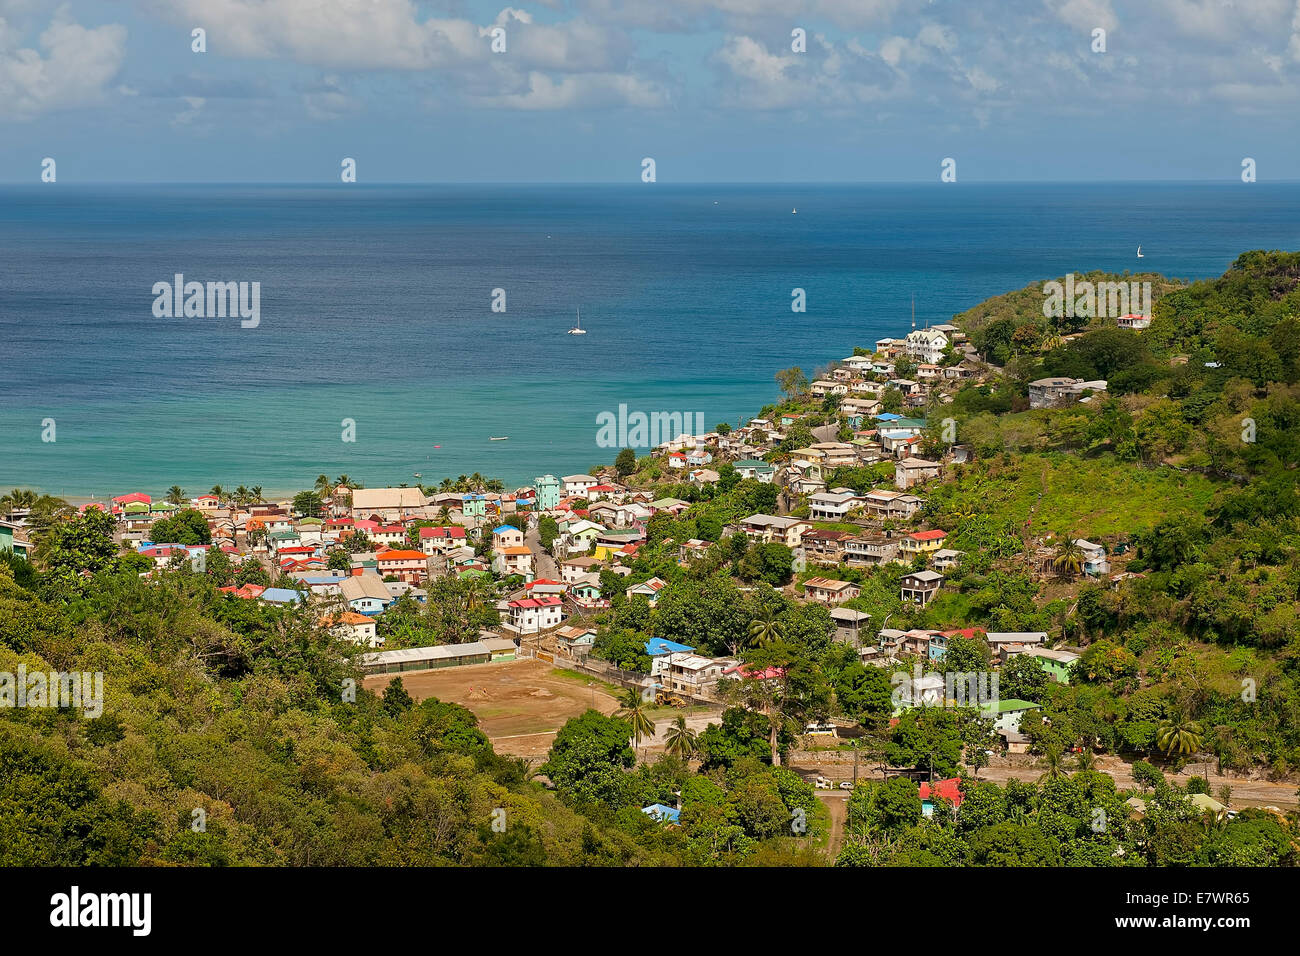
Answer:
[2,182,1298,499]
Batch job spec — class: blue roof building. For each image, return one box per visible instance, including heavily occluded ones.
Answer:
[645,638,695,657]
[260,587,304,605]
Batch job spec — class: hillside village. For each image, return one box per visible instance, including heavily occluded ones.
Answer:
[3,310,1133,751]
[5,254,1300,867]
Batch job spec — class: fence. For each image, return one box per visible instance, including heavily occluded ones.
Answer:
[522,646,719,707]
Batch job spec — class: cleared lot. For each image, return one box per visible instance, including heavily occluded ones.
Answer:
[362,658,621,758]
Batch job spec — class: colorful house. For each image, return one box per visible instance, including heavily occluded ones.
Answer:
[534,474,561,511]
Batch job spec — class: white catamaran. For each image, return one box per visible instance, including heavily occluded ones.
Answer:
[568,307,587,335]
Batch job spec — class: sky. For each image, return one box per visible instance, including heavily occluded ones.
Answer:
[2,0,1299,182]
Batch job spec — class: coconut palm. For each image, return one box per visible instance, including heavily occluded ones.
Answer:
[0,488,38,518]
[166,485,187,506]
[1156,714,1204,757]
[664,716,698,761]
[209,485,224,503]
[614,689,656,756]
[23,495,72,540]
[334,475,356,491]
[747,606,783,648]
[1051,538,1086,579]
[250,486,264,503]
[234,486,251,507]
[1038,744,1066,782]
[314,474,333,497]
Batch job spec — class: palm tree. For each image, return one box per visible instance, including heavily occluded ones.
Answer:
[209,485,224,503]
[250,486,264,503]
[747,607,783,648]
[614,689,656,758]
[1156,714,1204,757]
[0,488,38,519]
[1051,538,1086,579]
[314,474,333,497]
[334,475,356,491]
[166,485,186,506]
[1074,747,1096,773]
[664,716,698,761]
[1038,744,1066,782]
[234,485,251,507]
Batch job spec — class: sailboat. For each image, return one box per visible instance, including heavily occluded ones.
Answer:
[792,207,797,214]
[1136,245,1144,258]
[567,306,587,335]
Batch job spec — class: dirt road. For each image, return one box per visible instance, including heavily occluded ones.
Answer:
[817,791,849,860]
[789,750,1299,810]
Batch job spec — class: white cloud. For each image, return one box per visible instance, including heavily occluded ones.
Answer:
[469,70,670,109]
[0,11,126,119]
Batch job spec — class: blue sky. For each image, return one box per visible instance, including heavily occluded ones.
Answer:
[2,0,1299,182]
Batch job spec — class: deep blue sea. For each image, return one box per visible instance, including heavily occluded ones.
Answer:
[2,183,1298,498]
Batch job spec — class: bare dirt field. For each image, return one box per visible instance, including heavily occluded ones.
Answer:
[363,658,622,758]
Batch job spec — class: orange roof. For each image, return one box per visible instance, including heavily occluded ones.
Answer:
[320,611,375,627]
[377,549,427,561]
[498,546,532,555]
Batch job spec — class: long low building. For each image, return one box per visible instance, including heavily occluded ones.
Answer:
[360,641,494,674]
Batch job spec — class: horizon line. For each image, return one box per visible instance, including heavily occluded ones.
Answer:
[2,179,1297,187]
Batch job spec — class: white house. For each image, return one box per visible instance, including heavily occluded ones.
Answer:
[562,474,600,497]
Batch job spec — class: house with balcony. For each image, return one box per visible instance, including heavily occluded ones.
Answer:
[900,529,949,560]
[802,529,852,562]
[492,545,535,581]
[901,569,943,606]
[568,572,608,609]
[418,525,468,556]
[808,489,865,521]
[375,549,430,584]
[862,489,925,519]
[843,535,901,566]
[905,327,949,364]
[660,653,737,698]
[503,595,564,636]
[739,514,811,548]
[626,576,668,607]
[562,474,600,497]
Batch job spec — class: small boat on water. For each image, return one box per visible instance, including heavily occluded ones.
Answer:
[792,207,797,214]
[489,436,509,441]
[568,306,587,335]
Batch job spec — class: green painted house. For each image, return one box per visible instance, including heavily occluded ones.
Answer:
[0,521,32,559]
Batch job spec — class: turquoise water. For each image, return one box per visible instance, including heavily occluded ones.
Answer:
[2,183,1298,498]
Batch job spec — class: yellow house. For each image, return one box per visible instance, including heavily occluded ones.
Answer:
[900,529,948,559]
